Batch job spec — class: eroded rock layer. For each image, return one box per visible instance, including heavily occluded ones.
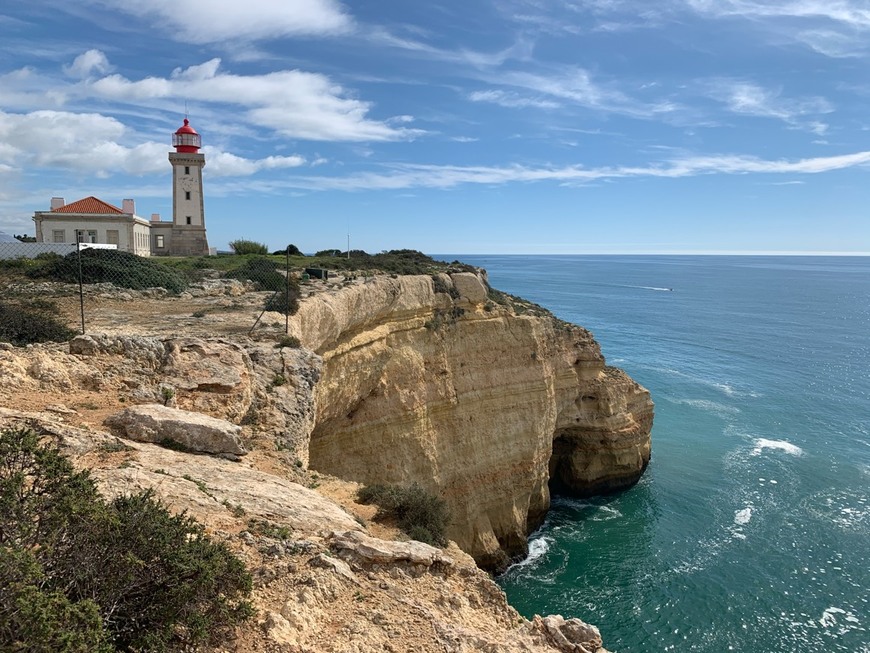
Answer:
[294,273,653,569]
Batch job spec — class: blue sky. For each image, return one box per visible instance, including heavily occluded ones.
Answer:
[1,0,869,254]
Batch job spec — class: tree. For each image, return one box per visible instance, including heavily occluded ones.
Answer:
[272,244,303,256]
[14,234,36,242]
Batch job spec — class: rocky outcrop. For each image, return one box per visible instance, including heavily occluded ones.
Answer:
[105,403,247,456]
[290,272,653,569]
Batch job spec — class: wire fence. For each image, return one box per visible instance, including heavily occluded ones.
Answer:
[0,242,306,344]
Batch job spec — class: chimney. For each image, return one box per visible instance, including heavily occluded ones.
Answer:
[151,213,161,222]
[122,199,135,214]
[50,197,65,210]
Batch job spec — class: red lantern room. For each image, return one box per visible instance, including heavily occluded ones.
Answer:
[172,118,201,153]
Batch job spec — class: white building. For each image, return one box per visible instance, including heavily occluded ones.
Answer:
[32,118,210,257]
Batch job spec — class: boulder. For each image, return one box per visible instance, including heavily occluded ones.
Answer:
[104,403,246,455]
[531,615,605,653]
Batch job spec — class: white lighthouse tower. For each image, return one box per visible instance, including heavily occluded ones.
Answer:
[167,118,209,255]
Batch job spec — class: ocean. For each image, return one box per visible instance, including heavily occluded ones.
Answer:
[455,255,870,653]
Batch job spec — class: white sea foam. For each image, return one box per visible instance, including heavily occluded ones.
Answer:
[734,507,753,525]
[677,398,740,417]
[751,439,804,457]
[506,536,551,572]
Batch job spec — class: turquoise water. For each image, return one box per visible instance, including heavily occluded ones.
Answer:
[456,256,870,653]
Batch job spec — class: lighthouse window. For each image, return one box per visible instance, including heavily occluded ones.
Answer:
[184,166,190,175]
[185,191,191,200]
[186,216,192,225]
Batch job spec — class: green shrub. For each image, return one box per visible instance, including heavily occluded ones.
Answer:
[26,249,188,293]
[0,300,76,345]
[263,285,300,315]
[223,257,287,291]
[229,239,269,255]
[275,335,301,348]
[357,483,449,546]
[0,427,253,652]
[0,300,76,346]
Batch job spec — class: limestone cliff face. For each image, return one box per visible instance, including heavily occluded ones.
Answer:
[290,273,653,569]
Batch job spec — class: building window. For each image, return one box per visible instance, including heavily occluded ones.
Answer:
[185,191,191,200]
[156,235,165,248]
[186,216,192,225]
[52,230,65,243]
[184,166,190,175]
[79,230,98,244]
[106,230,119,245]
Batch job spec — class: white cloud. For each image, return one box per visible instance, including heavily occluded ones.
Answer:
[684,0,870,56]
[64,49,112,78]
[88,59,421,142]
[0,110,308,178]
[204,150,306,177]
[271,150,870,191]
[92,0,353,43]
[705,80,833,133]
[796,29,867,57]
[484,68,678,118]
[469,89,560,109]
[684,0,870,28]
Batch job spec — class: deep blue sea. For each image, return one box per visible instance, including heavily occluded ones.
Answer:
[454,255,870,653]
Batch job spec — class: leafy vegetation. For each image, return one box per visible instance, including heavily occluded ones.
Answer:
[275,334,301,348]
[357,482,450,546]
[0,300,76,345]
[263,285,300,315]
[228,239,269,255]
[272,244,303,256]
[222,256,287,291]
[26,249,188,293]
[0,427,253,652]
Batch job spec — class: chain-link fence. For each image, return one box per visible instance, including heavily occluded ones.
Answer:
[0,242,303,345]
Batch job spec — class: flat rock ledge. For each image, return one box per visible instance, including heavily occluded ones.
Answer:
[329,530,454,568]
[105,403,246,456]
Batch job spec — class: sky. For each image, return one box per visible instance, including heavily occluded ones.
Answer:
[1,1,869,255]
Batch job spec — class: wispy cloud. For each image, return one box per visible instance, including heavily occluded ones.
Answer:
[469,89,560,110]
[88,0,354,43]
[704,79,833,134]
[684,0,870,56]
[240,150,870,192]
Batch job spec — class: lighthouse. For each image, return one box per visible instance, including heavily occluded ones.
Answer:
[166,118,210,255]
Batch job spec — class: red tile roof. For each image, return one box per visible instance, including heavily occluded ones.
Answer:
[52,196,124,214]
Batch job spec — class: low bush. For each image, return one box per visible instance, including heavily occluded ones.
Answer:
[264,284,300,315]
[229,239,269,255]
[26,249,188,293]
[357,482,449,546]
[223,257,287,291]
[0,300,76,345]
[0,427,253,652]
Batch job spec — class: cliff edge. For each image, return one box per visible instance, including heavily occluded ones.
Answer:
[288,272,653,569]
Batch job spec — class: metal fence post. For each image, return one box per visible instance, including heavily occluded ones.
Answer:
[76,232,85,334]
[285,245,291,334]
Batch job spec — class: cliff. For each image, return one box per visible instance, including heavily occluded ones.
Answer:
[288,272,653,569]
[0,268,652,650]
